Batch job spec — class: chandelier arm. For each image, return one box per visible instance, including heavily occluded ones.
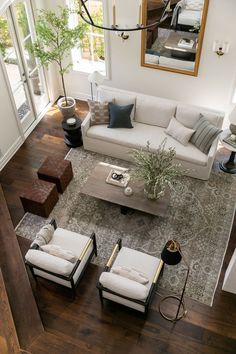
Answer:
[78,11,169,32]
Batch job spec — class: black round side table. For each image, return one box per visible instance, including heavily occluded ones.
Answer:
[62,116,83,148]
[219,129,236,174]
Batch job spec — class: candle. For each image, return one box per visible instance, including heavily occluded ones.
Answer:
[112,0,116,27]
[139,1,143,25]
[79,0,82,13]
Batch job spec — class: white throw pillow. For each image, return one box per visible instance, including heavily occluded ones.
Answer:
[41,244,78,263]
[31,224,54,247]
[99,272,149,300]
[25,249,74,276]
[165,117,195,145]
[111,266,149,285]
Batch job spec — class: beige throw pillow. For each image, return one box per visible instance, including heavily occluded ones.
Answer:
[41,244,78,263]
[88,99,110,125]
[31,224,54,247]
[111,266,149,285]
[165,117,195,146]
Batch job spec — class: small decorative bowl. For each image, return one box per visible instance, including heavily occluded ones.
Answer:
[66,117,76,126]
[124,186,133,196]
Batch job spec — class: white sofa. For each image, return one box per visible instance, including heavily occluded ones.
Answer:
[82,86,224,180]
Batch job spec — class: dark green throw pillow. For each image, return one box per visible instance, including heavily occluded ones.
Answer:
[108,102,134,129]
[190,115,222,154]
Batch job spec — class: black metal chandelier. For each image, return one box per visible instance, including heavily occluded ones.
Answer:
[78,0,171,33]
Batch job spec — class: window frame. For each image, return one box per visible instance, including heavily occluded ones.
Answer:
[67,0,110,80]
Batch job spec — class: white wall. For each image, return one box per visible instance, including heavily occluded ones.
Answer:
[0,64,23,162]
[65,0,236,114]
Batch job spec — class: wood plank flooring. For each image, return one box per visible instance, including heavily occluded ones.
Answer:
[0,101,236,354]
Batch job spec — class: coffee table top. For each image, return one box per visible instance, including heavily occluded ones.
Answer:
[164,30,198,54]
[80,162,170,217]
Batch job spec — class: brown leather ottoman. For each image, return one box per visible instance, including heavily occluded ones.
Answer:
[20,180,58,217]
[37,157,73,193]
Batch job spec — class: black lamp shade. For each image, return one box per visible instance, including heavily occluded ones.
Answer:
[161,240,182,265]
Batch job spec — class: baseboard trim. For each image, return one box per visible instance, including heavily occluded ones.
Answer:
[0,136,23,171]
[68,91,90,102]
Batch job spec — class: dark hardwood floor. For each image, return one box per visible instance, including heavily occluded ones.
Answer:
[0,101,236,354]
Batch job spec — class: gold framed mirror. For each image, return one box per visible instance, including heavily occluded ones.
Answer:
[141,0,209,76]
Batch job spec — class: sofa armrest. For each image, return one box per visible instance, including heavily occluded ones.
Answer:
[81,112,91,138]
[208,136,220,162]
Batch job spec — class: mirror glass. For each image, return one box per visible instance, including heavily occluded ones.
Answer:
[141,0,209,76]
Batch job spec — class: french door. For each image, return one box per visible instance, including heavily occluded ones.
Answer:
[0,0,49,133]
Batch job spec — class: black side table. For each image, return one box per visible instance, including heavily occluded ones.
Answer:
[219,129,236,174]
[62,116,83,148]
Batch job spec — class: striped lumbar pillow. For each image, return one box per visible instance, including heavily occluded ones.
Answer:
[88,99,110,125]
[190,115,222,154]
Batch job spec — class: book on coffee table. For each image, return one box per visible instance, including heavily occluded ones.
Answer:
[178,38,194,49]
[106,166,130,188]
[223,135,236,149]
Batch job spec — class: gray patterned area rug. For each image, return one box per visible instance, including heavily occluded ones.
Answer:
[16,148,236,306]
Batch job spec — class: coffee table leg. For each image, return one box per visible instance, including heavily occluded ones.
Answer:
[120,206,129,215]
[220,151,236,174]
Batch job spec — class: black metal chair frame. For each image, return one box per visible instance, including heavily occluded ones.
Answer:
[97,239,164,316]
[25,219,97,296]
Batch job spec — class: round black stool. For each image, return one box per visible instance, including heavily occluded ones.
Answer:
[62,116,83,148]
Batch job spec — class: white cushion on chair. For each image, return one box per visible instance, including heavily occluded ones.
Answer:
[111,266,149,285]
[41,244,78,263]
[99,272,149,300]
[49,228,90,258]
[112,247,161,291]
[25,249,74,276]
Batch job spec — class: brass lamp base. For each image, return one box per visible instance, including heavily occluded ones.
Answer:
[159,295,187,322]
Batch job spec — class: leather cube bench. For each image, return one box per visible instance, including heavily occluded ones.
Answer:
[20,180,58,217]
[37,157,73,193]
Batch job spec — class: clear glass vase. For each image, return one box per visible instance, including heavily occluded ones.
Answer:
[144,182,165,200]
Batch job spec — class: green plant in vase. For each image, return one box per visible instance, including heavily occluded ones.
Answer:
[131,139,184,200]
[29,6,87,117]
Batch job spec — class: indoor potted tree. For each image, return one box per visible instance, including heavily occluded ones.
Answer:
[30,6,87,117]
[131,139,184,200]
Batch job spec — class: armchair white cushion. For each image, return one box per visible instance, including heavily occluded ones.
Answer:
[25,249,74,276]
[98,244,163,313]
[99,272,149,300]
[25,222,97,293]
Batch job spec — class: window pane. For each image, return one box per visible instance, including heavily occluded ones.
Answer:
[12,1,30,39]
[14,85,30,120]
[93,35,105,61]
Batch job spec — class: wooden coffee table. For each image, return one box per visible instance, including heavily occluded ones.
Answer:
[80,162,170,217]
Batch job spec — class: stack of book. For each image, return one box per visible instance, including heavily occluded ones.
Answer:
[178,38,194,49]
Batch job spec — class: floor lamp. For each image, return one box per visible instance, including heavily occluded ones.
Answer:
[159,240,190,322]
[87,71,105,100]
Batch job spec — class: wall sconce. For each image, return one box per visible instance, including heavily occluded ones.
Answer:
[116,31,129,41]
[213,40,230,57]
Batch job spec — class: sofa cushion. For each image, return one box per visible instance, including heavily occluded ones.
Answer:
[88,100,109,125]
[176,104,221,129]
[108,103,133,129]
[87,122,208,166]
[99,272,149,300]
[178,9,202,26]
[98,87,136,120]
[25,249,74,276]
[165,117,195,146]
[145,53,159,65]
[159,56,195,71]
[190,116,222,154]
[135,95,177,128]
